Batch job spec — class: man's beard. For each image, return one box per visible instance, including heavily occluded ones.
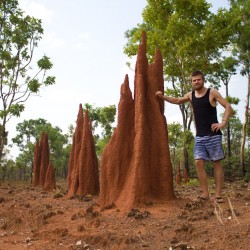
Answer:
[193,84,203,90]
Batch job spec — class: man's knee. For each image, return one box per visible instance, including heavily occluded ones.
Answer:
[213,160,222,168]
[195,159,204,168]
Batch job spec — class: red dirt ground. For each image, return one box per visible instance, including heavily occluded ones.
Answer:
[0,180,249,250]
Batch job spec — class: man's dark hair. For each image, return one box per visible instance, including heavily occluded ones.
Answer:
[190,70,205,81]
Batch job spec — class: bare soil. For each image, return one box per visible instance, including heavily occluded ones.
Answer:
[0,180,249,250]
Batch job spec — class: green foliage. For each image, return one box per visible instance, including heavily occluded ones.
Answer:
[226,116,242,150]
[44,76,56,86]
[168,122,183,166]
[221,115,242,178]
[28,79,40,92]
[37,55,53,70]
[229,0,250,76]
[73,103,117,158]
[124,0,237,112]
[207,56,239,90]
[186,178,200,187]
[13,119,68,154]
[83,103,116,138]
[226,96,240,105]
[0,0,55,161]
[11,118,69,181]
[8,104,25,117]
[124,0,237,156]
[124,0,232,77]
[124,0,247,174]
[12,118,47,147]
[244,172,250,182]
[96,136,110,157]
[0,104,25,118]
[168,122,194,168]
[228,1,250,176]
[168,122,183,148]
[183,129,194,151]
[0,158,16,181]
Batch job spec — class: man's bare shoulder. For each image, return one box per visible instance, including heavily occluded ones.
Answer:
[210,88,223,98]
[185,91,192,101]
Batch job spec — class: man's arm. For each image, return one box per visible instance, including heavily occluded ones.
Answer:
[212,89,232,124]
[156,91,191,104]
[210,89,232,132]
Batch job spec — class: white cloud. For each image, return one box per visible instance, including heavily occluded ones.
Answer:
[78,33,90,40]
[18,1,63,51]
[75,41,87,51]
[41,33,65,49]
[19,0,54,24]
[74,33,91,51]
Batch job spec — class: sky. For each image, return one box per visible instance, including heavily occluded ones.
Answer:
[7,0,247,158]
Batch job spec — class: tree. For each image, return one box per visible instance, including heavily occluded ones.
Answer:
[83,104,116,137]
[0,0,55,161]
[12,119,68,181]
[216,57,238,158]
[168,122,183,167]
[222,115,242,179]
[124,0,233,171]
[229,0,250,176]
[0,147,15,181]
[12,118,48,150]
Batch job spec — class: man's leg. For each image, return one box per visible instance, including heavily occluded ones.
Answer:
[195,159,209,198]
[213,160,224,198]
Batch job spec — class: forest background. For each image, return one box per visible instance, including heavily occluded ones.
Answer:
[0,0,250,183]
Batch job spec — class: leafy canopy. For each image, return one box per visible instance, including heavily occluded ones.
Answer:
[0,0,55,121]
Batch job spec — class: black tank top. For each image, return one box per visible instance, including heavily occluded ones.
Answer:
[191,88,222,136]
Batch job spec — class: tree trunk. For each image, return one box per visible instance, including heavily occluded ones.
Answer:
[240,75,250,177]
[225,84,231,157]
[30,161,34,184]
[183,147,189,173]
[0,119,7,162]
[179,104,191,174]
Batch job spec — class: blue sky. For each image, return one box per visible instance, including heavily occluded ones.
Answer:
[8,0,246,158]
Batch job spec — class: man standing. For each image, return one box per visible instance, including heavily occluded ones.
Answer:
[156,70,232,202]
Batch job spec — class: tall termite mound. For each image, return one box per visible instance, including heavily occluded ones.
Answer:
[44,162,56,191]
[39,132,49,187]
[99,32,175,210]
[33,131,56,191]
[67,105,99,196]
[33,140,41,187]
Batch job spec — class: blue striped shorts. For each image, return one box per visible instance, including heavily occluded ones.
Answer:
[194,135,225,161]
